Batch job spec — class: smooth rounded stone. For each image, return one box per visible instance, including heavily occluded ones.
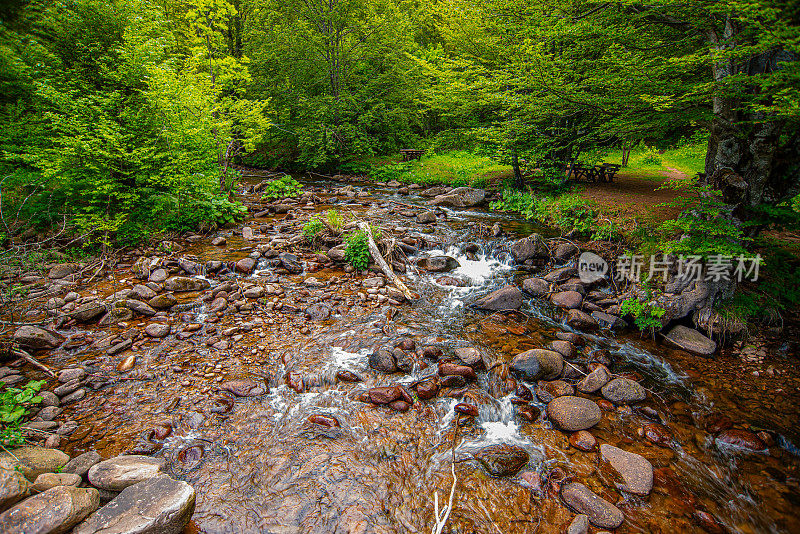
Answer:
[163,277,210,292]
[576,365,611,393]
[567,514,589,534]
[211,236,227,246]
[219,380,267,397]
[547,396,602,431]
[117,356,136,373]
[308,414,340,428]
[547,340,576,359]
[71,302,108,323]
[48,263,80,279]
[438,362,477,380]
[62,452,102,478]
[209,297,228,312]
[144,323,171,338]
[243,286,265,299]
[125,299,157,316]
[369,348,397,373]
[417,256,460,273]
[454,347,482,366]
[591,311,626,329]
[522,277,550,297]
[663,325,717,356]
[454,403,479,417]
[601,378,647,404]
[148,268,168,283]
[305,304,331,321]
[535,380,575,402]
[235,257,256,274]
[88,456,165,492]
[474,443,529,477]
[560,482,624,529]
[416,211,437,224]
[12,326,65,350]
[565,309,599,331]
[0,458,30,510]
[436,275,467,287]
[58,368,86,383]
[429,186,485,207]
[148,293,177,309]
[0,485,98,533]
[569,430,597,452]
[415,380,439,400]
[394,349,415,373]
[38,391,60,407]
[279,252,303,274]
[131,284,157,301]
[510,349,564,381]
[72,474,195,534]
[46,297,66,310]
[32,472,82,493]
[554,243,580,262]
[600,444,654,495]
[368,386,402,404]
[511,233,547,263]
[715,429,768,451]
[550,291,583,309]
[37,406,62,421]
[2,447,69,481]
[472,284,523,311]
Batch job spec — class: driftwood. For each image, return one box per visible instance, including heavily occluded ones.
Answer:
[357,222,415,302]
[13,348,57,378]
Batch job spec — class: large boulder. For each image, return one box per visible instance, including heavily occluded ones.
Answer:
[88,456,165,492]
[12,326,64,350]
[0,485,99,534]
[601,378,647,405]
[599,444,654,495]
[566,309,599,331]
[510,349,564,381]
[663,325,717,356]
[472,285,523,311]
[546,396,602,431]
[162,277,210,293]
[474,443,529,477]
[48,263,80,280]
[417,256,460,273]
[521,277,550,297]
[2,447,69,481]
[510,234,547,263]
[428,187,485,207]
[560,482,624,529]
[0,458,30,510]
[73,475,195,534]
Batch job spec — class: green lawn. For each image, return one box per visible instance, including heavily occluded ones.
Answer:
[605,143,706,177]
[368,150,513,188]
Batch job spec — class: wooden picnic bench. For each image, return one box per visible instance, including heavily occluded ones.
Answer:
[568,162,621,183]
[400,149,425,161]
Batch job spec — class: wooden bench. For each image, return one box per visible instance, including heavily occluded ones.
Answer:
[568,162,621,183]
[400,149,425,161]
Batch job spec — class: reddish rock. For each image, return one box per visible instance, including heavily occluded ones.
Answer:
[715,429,767,451]
[308,414,340,428]
[516,405,541,422]
[368,386,402,404]
[569,430,597,451]
[336,370,362,383]
[389,400,411,412]
[643,423,674,447]
[693,510,727,534]
[416,380,439,400]
[704,413,734,434]
[454,402,479,417]
[438,362,477,380]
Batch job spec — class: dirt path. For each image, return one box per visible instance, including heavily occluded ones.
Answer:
[579,167,690,223]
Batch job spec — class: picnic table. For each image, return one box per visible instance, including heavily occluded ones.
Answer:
[400,149,425,161]
[569,162,621,183]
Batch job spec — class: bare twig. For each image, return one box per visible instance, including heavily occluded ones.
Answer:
[13,349,57,378]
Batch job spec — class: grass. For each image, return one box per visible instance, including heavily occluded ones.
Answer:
[605,142,706,177]
[368,150,513,188]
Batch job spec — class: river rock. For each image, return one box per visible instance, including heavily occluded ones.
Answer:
[474,443,529,477]
[418,256,459,273]
[550,291,583,309]
[576,365,611,393]
[48,263,80,280]
[600,444,653,495]
[454,347,482,366]
[416,211,437,224]
[560,482,624,529]
[131,284,156,301]
[0,485,99,534]
[148,293,177,309]
[591,311,626,329]
[554,243,580,263]
[511,233,547,263]
[235,257,256,274]
[88,456,165,491]
[547,340,576,360]
[279,252,303,274]
[601,378,647,404]
[369,348,397,373]
[62,452,102,478]
[148,268,168,283]
[566,310,599,331]
[429,187,485,207]
[13,326,64,350]
[522,277,550,297]
[219,380,268,397]
[72,475,195,534]
[472,285,523,311]
[567,514,589,534]
[32,472,82,493]
[125,299,156,316]
[2,447,69,481]
[0,458,30,510]
[144,323,171,338]
[438,362,477,380]
[715,429,767,451]
[368,386,402,404]
[546,396,602,431]
[163,277,210,292]
[663,325,717,356]
[535,380,574,402]
[569,431,597,452]
[510,349,564,381]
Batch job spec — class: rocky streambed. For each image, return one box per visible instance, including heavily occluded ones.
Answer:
[1,177,799,533]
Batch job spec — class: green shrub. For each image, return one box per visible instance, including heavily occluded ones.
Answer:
[491,190,609,238]
[620,297,666,336]
[303,218,325,240]
[326,209,343,230]
[1,380,45,447]
[640,145,662,166]
[261,176,302,201]
[344,229,371,270]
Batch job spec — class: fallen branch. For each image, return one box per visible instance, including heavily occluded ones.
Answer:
[357,222,416,302]
[13,349,57,378]
[431,462,457,534]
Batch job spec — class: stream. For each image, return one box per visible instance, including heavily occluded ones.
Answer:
[45,176,800,533]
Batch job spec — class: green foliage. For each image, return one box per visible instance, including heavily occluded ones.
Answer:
[1,380,45,447]
[302,217,325,240]
[620,297,666,336]
[261,176,302,201]
[640,145,663,166]
[369,151,510,187]
[326,209,343,230]
[344,229,371,270]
